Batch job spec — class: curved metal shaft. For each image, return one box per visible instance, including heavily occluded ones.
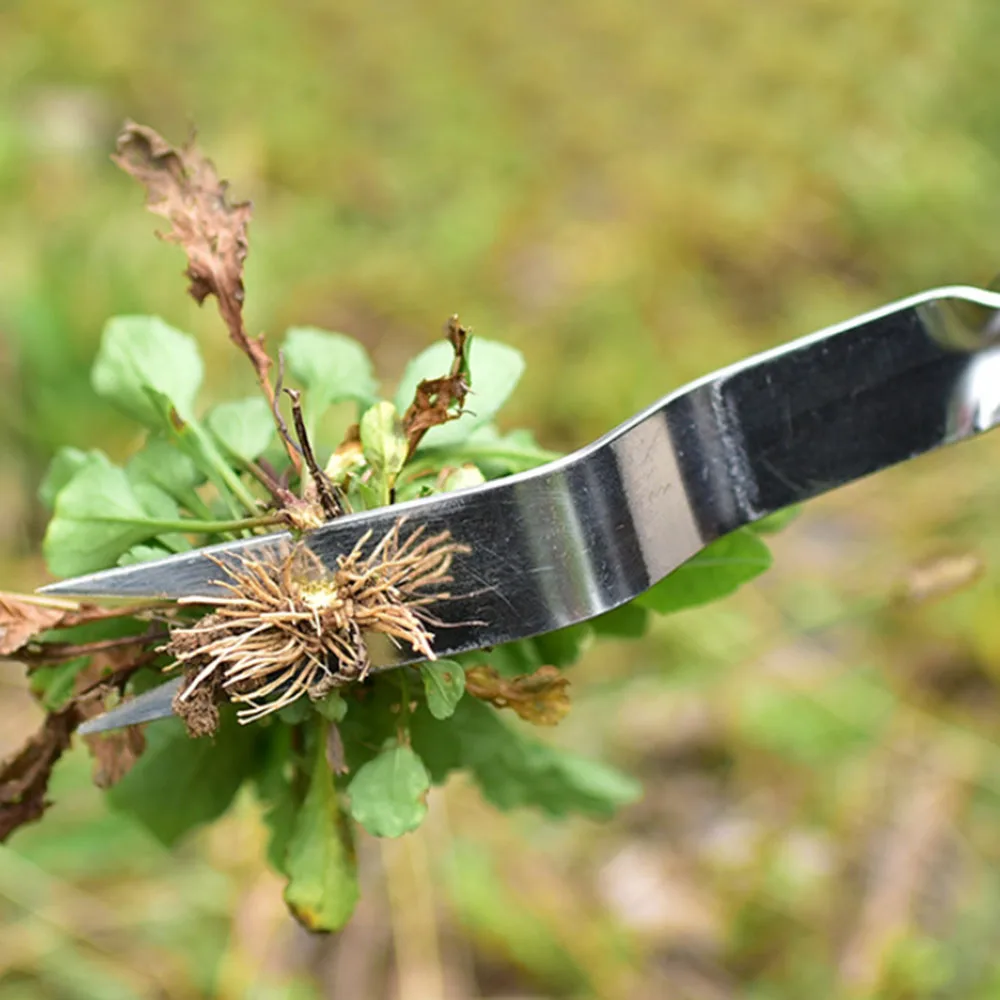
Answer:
[56,286,1000,733]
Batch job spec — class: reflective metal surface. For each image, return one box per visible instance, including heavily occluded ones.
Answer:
[56,286,1000,734]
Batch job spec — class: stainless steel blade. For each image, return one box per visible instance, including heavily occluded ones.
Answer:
[63,285,1000,734]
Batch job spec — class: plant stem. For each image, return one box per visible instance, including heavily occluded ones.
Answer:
[100,513,285,535]
[186,420,263,514]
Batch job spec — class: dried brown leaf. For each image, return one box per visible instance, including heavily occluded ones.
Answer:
[113,123,254,349]
[84,727,147,789]
[465,664,571,726]
[402,316,471,458]
[0,594,72,656]
[894,552,985,606]
[0,592,150,659]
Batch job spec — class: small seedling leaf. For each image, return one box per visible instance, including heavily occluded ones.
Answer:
[420,660,465,720]
[348,744,430,837]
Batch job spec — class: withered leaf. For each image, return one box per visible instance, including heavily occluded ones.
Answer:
[0,594,72,656]
[112,122,265,378]
[401,316,471,458]
[0,592,133,658]
[84,727,147,789]
[74,650,152,787]
[465,665,571,726]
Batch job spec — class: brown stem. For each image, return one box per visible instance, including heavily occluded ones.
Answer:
[285,388,345,519]
[21,632,167,668]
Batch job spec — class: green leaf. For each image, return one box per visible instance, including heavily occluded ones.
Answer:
[118,543,173,566]
[394,337,525,449]
[637,528,773,615]
[348,744,430,837]
[750,505,802,535]
[282,724,359,930]
[420,660,465,720]
[473,623,593,678]
[254,725,299,873]
[441,464,486,492]
[108,712,261,846]
[43,453,163,576]
[314,691,348,722]
[38,447,92,511]
[591,602,650,639]
[412,698,641,819]
[91,316,203,428]
[359,401,408,491]
[132,481,191,553]
[127,439,206,510]
[283,326,379,431]
[142,387,260,517]
[207,397,276,464]
[29,657,90,711]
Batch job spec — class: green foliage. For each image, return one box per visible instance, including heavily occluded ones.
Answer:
[282,326,380,429]
[637,528,773,615]
[91,316,203,427]
[107,715,261,847]
[348,744,431,837]
[420,660,466,719]
[43,452,167,576]
[207,398,276,464]
[359,400,408,497]
[280,725,359,931]
[35,244,785,935]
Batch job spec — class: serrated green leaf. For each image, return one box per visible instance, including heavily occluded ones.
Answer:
[43,453,164,576]
[207,397,276,464]
[637,528,773,615]
[420,660,465,719]
[107,711,261,846]
[91,316,203,428]
[394,337,525,450]
[38,447,93,511]
[348,744,430,837]
[282,724,359,930]
[359,401,408,491]
[283,326,379,432]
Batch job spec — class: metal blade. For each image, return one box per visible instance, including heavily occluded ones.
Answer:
[50,285,1000,732]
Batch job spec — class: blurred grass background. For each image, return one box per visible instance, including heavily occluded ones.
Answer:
[4,0,1000,996]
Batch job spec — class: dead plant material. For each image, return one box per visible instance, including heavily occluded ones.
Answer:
[0,592,159,659]
[401,316,471,459]
[465,665,571,726]
[113,121,300,474]
[0,705,79,841]
[167,520,469,732]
